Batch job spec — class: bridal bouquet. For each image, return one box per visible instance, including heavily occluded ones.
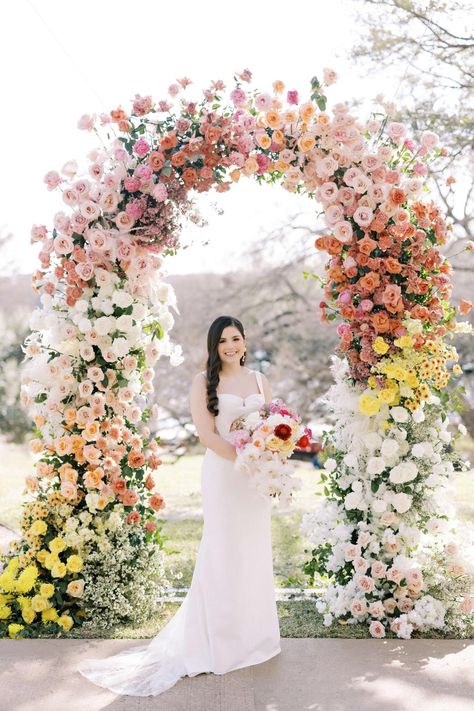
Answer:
[228,399,311,504]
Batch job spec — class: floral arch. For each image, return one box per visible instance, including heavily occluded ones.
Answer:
[1,69,473,640]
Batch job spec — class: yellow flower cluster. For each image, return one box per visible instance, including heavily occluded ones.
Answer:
[359,336,460,415]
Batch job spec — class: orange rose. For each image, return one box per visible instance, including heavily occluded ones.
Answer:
[265,111,282,129]
[299,102,316,122]
[147,151,165,171]
[358,236,377,256]
[128,450,145,468]
[372,311,391,333]
[389,188,406,206]
[149,494,165,511]
[358,271,380,292]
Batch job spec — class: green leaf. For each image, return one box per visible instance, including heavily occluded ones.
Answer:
[316,95,327,112]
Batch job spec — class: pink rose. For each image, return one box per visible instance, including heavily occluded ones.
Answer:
[386,121,406,142]
[357,575,375,593]
[334,220,353,243]
[420,131,439,150]
[125,177,141,192]
[77,114,96,131]
[75,261,95,280]
[323,67,338,85]
[369,621,386,638]
[44,170,62,191]
[255,93,272,111]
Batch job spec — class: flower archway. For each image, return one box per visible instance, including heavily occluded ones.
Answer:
[1,69,472,639]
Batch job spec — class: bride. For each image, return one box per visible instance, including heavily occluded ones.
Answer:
[77,315,281,696]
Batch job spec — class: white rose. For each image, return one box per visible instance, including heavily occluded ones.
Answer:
[78,317,92,334]
[412,407,425,423]
[324,458,337,472]
[345,491,363,509]
[367,457,386,475]
[372,498,387,513]
[75,299,89,313]
[132,302,147,320]
[391,492,413,514]
[113,290,134,308]
[364,432,383,451]
[95,316,115,335]
[389,460,418,484]
[381,439,399,458]
[390,406,409,423]
[116,314,134,332]
[111,337,130,358]
[343,452,358,469]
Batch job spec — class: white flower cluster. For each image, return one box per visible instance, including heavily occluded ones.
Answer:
[302,356,473,639]
[20,274,182,444]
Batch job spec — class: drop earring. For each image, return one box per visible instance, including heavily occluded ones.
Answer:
[241,350,247,364]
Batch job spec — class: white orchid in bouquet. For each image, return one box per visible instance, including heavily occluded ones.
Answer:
[228,398,310,504]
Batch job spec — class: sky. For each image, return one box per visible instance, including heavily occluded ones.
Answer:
[1,0,408,278]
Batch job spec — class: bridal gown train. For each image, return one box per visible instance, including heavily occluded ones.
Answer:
[77,369,281,696]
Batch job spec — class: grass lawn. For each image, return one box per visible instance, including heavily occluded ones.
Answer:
[1,440,473,639]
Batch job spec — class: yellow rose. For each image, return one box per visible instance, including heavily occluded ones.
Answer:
[372,337,389,355]
[57,614,74,632]
[30,520,47,536]
[378,388,397,404]
[392,367,408,381]
[43,552,60,570]
[0,605,12,619]
[42,607,59,623]
[49,537,66,554]
[22,607,36,624]
[405,372,419,388]
[359,394,381,416]
[39,583,55,599]
[66,555,83,574]
[394,335,413,349]
[31,595,50,613]
[8,624,24,638]
[66,579,85,598]
[36,549,49,565]
[51,562,67,578]
[266,436,284,452]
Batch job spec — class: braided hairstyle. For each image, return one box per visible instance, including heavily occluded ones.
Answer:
[205,316,246,416]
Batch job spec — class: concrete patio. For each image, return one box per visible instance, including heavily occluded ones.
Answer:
[0,637,473,711]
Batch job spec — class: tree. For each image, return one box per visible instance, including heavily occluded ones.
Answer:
[348,0,473,252]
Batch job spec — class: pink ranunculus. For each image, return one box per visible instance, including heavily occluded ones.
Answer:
[133,138,150,157]
[230,88,247,107]
[255,93,272,111]
[152,183,168,202]
[135,164,153,180]
[287,90,299,105]
[125,177,141,192]
[360,299,374,312]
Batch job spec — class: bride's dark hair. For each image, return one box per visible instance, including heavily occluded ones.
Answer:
[206,316,246,416]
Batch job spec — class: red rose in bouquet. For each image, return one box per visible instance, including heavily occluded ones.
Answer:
[274,423,292,441]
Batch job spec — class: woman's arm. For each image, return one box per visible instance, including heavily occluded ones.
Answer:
[189,373,237,461]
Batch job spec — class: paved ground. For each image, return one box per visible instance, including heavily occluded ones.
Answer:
[0,637,473,711]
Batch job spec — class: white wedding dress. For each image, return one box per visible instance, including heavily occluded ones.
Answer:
[77,369,281,696]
